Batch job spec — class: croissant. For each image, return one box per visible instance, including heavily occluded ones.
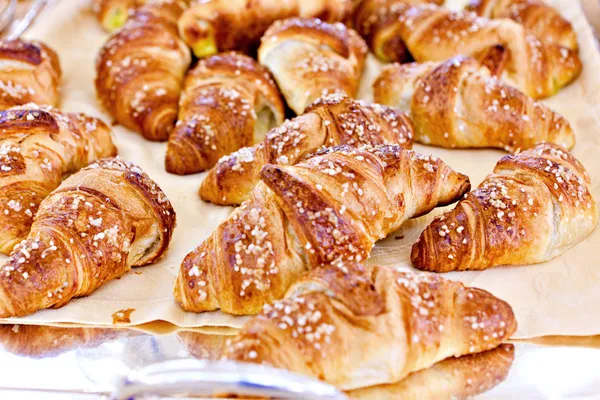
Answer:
[258,18,368,115]
[95,0,191,141]
[466,0,578,50]
[223,263,516,390]
[0,157,176,318]
[92,0,142,32]
[0,106,117,255]
[349,343,515,399]
[200,94,414,206]
[0,39,61,109]
[354,3,581,98]
[412,143,597,272]
[165,52,285,175]
[373,56,575,152]
[175,144,470,315]
[177,331,230,360]
[178,0,353,58]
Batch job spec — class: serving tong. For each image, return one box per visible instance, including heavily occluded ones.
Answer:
[0,0,50,39]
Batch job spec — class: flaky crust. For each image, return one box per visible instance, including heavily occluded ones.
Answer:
[177,331,230,360]
[95,0,191,141]
[466,0,577,50]
[0,157,176,318]
[0,40,61,109]
[374,56,575,151]
[0,106,117,254]
[176,145,470,315]
[349,343,514,399]
[165,52,284,175]
[200,94,414,206]
[412,143,597,272]
[224,264,516,391]
[258,18,368,114]
[178,0,353,57]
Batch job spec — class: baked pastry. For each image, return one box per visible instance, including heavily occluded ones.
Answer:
[0,106,117,255]
[165,52,285,175]
[96,0,191,141]
[0,39,61,109]
[466,0,578,50]
[200,94,414,206]
[177,331,230,360]
[0,158,176,318]
[354,3,581,98]
[178,0,353,58]
[175,144,470,315]
[92,0,142,32]
[258,18,368,114]
[349,343,514,399]
[412,143,597,272]
[224,263,516,390]
[373,56,575,151]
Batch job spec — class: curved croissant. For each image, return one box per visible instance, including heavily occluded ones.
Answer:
[0,39,61,109]
[412,143,597,272]
[165,52,284,175]
[200,94,414,206]
[0,157,176,318]
[258,18,368,115]
[224,263,516,391]
[374,56,575,151]
[96,0,191,141]
[354,3,581,99]
[0,106,117,255]
[178,0,353,58]
[177,331,230,360]
[92,0,142,32]
[466,0,578,50]
[176,144,470,315]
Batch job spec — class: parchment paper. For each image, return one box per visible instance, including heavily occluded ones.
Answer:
[2,0,599,339]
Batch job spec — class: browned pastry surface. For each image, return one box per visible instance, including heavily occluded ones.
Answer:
[95,0,191,141]
[176,145,470,315]
[177,331,230,360]
[374,56,575,151]
[412,143,597,272]
[165,52,284,175]
[224,263,516,391]
[0,106,117,255]
[0,157,176,317]
[200,94,414,206]
[0,39,61,109]
[258,18,368,114]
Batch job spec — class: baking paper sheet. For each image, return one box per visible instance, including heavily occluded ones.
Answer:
[2,0,599,339]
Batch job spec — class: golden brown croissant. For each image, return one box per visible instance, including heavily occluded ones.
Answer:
[178,0,353,58]
[0,39,61,109]
[412,143,597,272]
[258,18,368,114]
[176,144,470,315]
[0,106,117,255]
[95,0,191,141]
[224,263,516,390]
[373,56,575,152]
[348,343,514,399]
[200,94,414,206]
[165,52,285,175]
[92,0,143,32]
[0,157,176,318]
[466,0,577,50]
[177,331,230,360]
[354,3,581,98]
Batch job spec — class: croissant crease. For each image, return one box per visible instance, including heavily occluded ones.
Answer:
[165,52,285,175]
[0,39,61,109]
[354,2,581,98]
[176,144,470,315]
[96,0,191,141]
[0,106,117,255]
[224,263,517,391]
[258,18,368,114]
[412,143,597,272]
[200,94,414,206]
[0,158,176,318]
[178,0,353,58]
[374,56,575,151]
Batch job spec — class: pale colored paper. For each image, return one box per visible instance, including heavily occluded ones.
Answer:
[1,0,599,339]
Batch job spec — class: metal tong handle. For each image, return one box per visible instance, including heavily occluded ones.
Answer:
[5,0,50,40]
